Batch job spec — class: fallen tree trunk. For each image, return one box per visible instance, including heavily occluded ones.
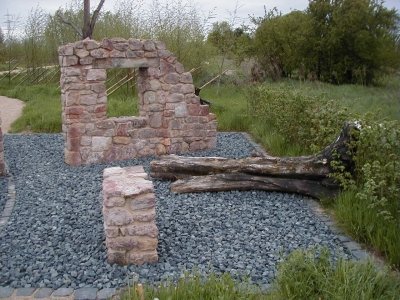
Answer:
[150,122,358,199]
[171,173,339,199]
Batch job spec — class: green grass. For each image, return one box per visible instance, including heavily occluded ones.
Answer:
[269,248,400,300]
[334,190,400,268]
[122,249,400,300]
[122,272,266,300]
[0,78,139,132]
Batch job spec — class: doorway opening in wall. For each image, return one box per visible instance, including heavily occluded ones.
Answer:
[106,68,139,117]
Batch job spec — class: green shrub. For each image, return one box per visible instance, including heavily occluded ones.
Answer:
[334,119,400,267]
[246,83,350,154]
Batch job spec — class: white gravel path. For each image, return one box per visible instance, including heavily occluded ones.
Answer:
[0,96,25,133]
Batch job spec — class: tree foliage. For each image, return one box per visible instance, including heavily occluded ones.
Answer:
[253,0,400,84]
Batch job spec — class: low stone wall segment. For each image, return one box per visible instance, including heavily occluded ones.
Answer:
[59,38,217,166]
[102,166,158,265]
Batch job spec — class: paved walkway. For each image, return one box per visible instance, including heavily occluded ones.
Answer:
[0,96,25,133]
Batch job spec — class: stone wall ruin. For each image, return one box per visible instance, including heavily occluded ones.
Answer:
[59,38,217,165]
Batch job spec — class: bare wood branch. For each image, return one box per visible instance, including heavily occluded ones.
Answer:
[56,11,82,38]
[89,0,106,36]
[199,69,230,90]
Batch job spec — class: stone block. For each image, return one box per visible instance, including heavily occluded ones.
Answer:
[97,288,117,300]
[112,58,149,68]
[168,93,184,103]
[16,287,36,296]
[80,56,94,65]
[104,196,125,208]
[120,223,158,238]
[127,250,158,265]
[113,41,129,51]
[143,40,156,51]
[90,48,109,58]
[52,288,74,297]
[180,72,193,83]
[34,288,53,298]
[96,119,115,129]
[155,41,166,50]
[64,67,82,77]
[127,193,156,211]
[181,84,195,94]
[126,50,144,58]
[107,249,126,264]
[175,62,185,73]
[58,44,74,56]
[149,113,163,128]
[103,166,158,265]
[113,136,131,145]
[92,136,112,151]
[84,39,100,50]
[75,48,89,58]
[104,208,133,226]
[164,73,180,84]
[154,143,166,156]
[65,150,82,165]
[110,49,126,57]
[131,209,156,222]
[62,55,79,67]
[175,103,188,118]
[128,39,143,50]
[87,69,107,81]
[74,288,98,300]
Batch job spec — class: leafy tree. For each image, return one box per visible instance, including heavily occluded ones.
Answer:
[253,10,311,80]
[253,0,400,85]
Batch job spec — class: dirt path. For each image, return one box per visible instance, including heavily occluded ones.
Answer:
[0,96,25,133]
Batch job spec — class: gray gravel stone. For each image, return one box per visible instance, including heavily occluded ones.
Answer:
[0,133,352,289]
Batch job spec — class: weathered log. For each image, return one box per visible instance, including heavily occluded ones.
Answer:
[150,122,358,199]
[150,122,358,180]
[171,173,339,199]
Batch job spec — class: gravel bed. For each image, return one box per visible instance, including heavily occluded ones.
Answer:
[0,176,7,214]
[0,133,351,289]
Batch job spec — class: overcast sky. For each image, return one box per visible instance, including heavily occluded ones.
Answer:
[1,0,399,34]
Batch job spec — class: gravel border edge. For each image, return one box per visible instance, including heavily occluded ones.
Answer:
[0,162,15,233]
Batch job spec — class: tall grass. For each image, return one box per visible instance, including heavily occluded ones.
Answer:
[335,190,400,267]
[122,272,266,300]
[269,248,400,300]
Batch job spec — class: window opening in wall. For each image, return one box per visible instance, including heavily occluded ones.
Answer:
[106,68,139,117]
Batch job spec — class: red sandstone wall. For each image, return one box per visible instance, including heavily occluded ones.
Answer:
[59,38,217,165]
